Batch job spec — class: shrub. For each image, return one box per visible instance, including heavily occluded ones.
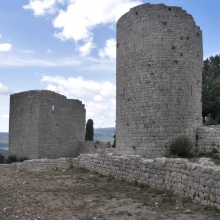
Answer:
[169,135,192,158]
[7,155,18,164]
[212,148,219,153]
[0,153,6,164]
[213,154,219,159]
[18,157,29,162]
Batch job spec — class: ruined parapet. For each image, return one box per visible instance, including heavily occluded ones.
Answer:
[9,90,86,159]
[116,4,203,158]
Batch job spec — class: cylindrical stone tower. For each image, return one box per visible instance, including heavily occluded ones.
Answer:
[116,4,203,158]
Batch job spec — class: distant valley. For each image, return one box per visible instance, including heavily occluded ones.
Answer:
[0,128,115,158]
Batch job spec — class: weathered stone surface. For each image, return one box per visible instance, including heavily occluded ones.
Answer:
[9,90,85,159]
[116,3,203,158]
[197,126,220,154]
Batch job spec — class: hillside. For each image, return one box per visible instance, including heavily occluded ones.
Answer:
[0,127,115,157]
[0,132,8,144]
[94,127,115,144]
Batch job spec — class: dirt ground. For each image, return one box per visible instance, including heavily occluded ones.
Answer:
[0,167,219,220]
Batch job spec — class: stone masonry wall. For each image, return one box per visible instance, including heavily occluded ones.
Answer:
[37,91,85,159]
[9,90,85,159]
[197,126,220,154]
[2,154,220,210]
[75,154,220,209]
[116,4,203,158]
[9,91,40,159]
[77,141,112,155]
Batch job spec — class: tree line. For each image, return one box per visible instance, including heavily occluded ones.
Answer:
[202,54,220,124]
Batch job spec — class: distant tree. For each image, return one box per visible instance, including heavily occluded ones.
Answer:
[85,119,94,141]
[112,133,116,148]
[0,153,5,164]
[202,55,220,124]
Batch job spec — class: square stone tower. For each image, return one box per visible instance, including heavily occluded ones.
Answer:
[9,90,85,159]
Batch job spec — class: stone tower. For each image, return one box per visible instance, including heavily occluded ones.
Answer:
[116,4,203,158]
[9,90,85,159]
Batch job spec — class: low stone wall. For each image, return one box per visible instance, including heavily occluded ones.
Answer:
[197,126,220,154]
[1,153,220,210]
[74,154,220,209]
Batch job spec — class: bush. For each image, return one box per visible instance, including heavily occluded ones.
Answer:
[18,157,29,162]
[0,153,6,164]
[212,148,219,153]
[7,155,29,164]
[169,135,192,158]
[7,155,18,164]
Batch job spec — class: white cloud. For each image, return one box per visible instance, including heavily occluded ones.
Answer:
[0,83,11,95]
[78,41,96,57]
[99,38,116,60]
[41,75,116,127]
[111,99,116,109]
[94,95,103,101]
[53,0,141,41]
[52,0,142,55]
[24,0,142,57]
[109,24,116,31]
[86,102,107,116]
[0,43,12,52]
[41,75,116,97]
[23,0,65,16]
[2,115,9,118]
[21,50,34,54]
[0,56,80,66]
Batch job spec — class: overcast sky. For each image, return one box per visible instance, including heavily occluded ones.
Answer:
[0,0,220,132]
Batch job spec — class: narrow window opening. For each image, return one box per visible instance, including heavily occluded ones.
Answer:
[180,53,183,57]
[59,140,60,145]
[135,11,138,15]
[168,7,172,11]
[57,124,58,126]
[197,54,199,57]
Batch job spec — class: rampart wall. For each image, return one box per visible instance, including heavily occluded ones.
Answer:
[2,154,220,210]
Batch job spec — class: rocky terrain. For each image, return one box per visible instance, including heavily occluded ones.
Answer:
[0,166,219,220]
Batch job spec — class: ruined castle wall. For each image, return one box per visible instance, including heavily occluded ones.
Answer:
[9,90,86,159]
[197,126,220,154]
[116,4,203,158]
[37,92,86,158]
[9,91,40,159]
